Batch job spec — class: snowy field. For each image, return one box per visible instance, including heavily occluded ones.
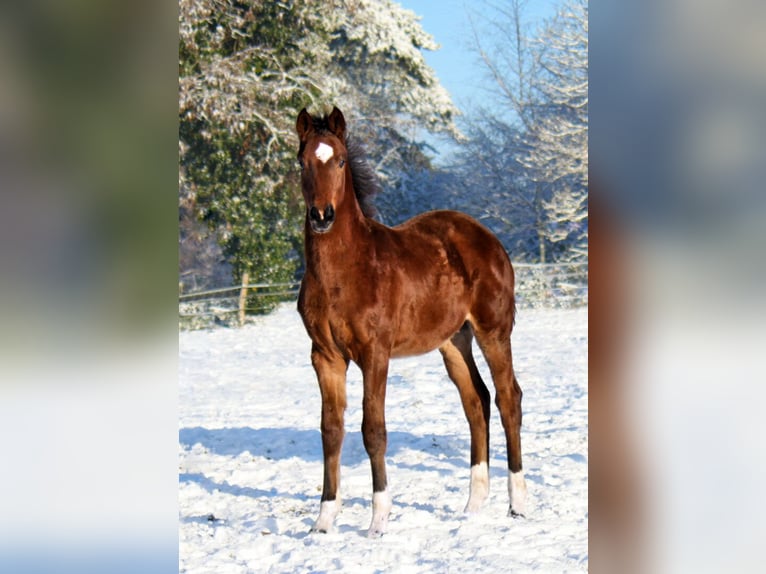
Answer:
[179,303,588,573]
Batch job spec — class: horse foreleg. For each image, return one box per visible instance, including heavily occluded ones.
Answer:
[311,346,348,533]
[361,352,392,538]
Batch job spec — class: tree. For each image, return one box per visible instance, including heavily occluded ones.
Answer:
[524,0,588,260]
[321,0,462,222]
[179,0,324,290]
[446,113,548,261]
[178,0,460,293]
[459,0,588,262]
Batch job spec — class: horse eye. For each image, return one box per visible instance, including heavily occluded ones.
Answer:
[339,159,346,168]
[298,158,305,169]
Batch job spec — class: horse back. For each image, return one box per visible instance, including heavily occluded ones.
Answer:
[392,210,514,295]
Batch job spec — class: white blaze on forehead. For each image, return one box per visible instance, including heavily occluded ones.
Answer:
[315,142,334,163]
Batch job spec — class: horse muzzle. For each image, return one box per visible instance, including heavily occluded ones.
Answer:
[309,204,335,233]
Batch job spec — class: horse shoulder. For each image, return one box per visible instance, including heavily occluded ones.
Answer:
[298,275,327,334]
[296,270,361,360]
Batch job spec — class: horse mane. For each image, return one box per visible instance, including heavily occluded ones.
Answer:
[346,135,381,220]
[307,112,381,220]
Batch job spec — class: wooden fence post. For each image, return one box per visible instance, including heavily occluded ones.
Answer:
[238,272,249,326]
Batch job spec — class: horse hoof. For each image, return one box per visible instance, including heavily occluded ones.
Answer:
[310,526,328,534]
[367,527,385,539]
[509,508,526,519]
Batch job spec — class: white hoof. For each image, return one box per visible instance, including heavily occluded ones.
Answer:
[508,470,527,517]
[311,498,340,533]
[463,462,489,513]
[367,490,392,538]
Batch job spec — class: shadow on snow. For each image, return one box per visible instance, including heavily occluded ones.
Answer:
[179,426,468,467]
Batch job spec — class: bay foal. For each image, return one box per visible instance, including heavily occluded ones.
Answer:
[296,107,526,537]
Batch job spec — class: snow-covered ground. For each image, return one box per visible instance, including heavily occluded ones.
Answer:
[179,303,587,573]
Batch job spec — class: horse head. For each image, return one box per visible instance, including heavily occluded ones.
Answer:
[296,106,350,234]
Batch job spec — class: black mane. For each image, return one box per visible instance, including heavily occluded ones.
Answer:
[345,134,381,220]
[308,113,381,220]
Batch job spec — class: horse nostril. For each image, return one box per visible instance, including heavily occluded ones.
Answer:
[324,205,335,223]
[309,206,321,222]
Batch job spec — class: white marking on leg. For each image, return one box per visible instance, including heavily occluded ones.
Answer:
[367,489,392,538]
[315,142,334,163]
[464,462,489,513]
[312,498,340,533]
[508,470,528,517]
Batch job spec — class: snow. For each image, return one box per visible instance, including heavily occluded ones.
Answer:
[179,303,587,572]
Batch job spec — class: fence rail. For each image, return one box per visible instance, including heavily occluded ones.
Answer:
[179,281,301,300]
[179,262,587,329]
[512,261,588,310]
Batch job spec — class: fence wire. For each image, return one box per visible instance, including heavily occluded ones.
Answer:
[179,262,587,329]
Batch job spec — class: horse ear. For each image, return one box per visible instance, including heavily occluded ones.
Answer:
[327,106,346,141]
[296,108,312,141]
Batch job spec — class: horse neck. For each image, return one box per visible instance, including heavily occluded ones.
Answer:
[304,178,369,269]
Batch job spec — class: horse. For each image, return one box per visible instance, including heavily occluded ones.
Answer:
[295,106,527,537]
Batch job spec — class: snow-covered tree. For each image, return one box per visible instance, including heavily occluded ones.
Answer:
[459,0,588,262]
[179,0,322,288]
[179,0,460,289]
[447,116,547,260]
[525,0,588,260]
[327,0,461,193]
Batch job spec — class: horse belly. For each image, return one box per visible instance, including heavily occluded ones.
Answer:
[390,303,467,357]
[390,337,450,358]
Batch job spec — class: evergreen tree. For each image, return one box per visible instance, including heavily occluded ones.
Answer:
[178,0,460,295]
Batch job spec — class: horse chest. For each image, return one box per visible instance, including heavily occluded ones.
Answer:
[299,275,381,357]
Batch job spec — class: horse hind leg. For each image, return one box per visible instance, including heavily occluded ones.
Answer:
[439,322,491,514]
[473,326,527,518]
[361,349,392,538]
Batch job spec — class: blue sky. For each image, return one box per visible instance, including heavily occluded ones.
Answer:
[399,0,559,108]
[398,0,559,158]
[399,0,493,112]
